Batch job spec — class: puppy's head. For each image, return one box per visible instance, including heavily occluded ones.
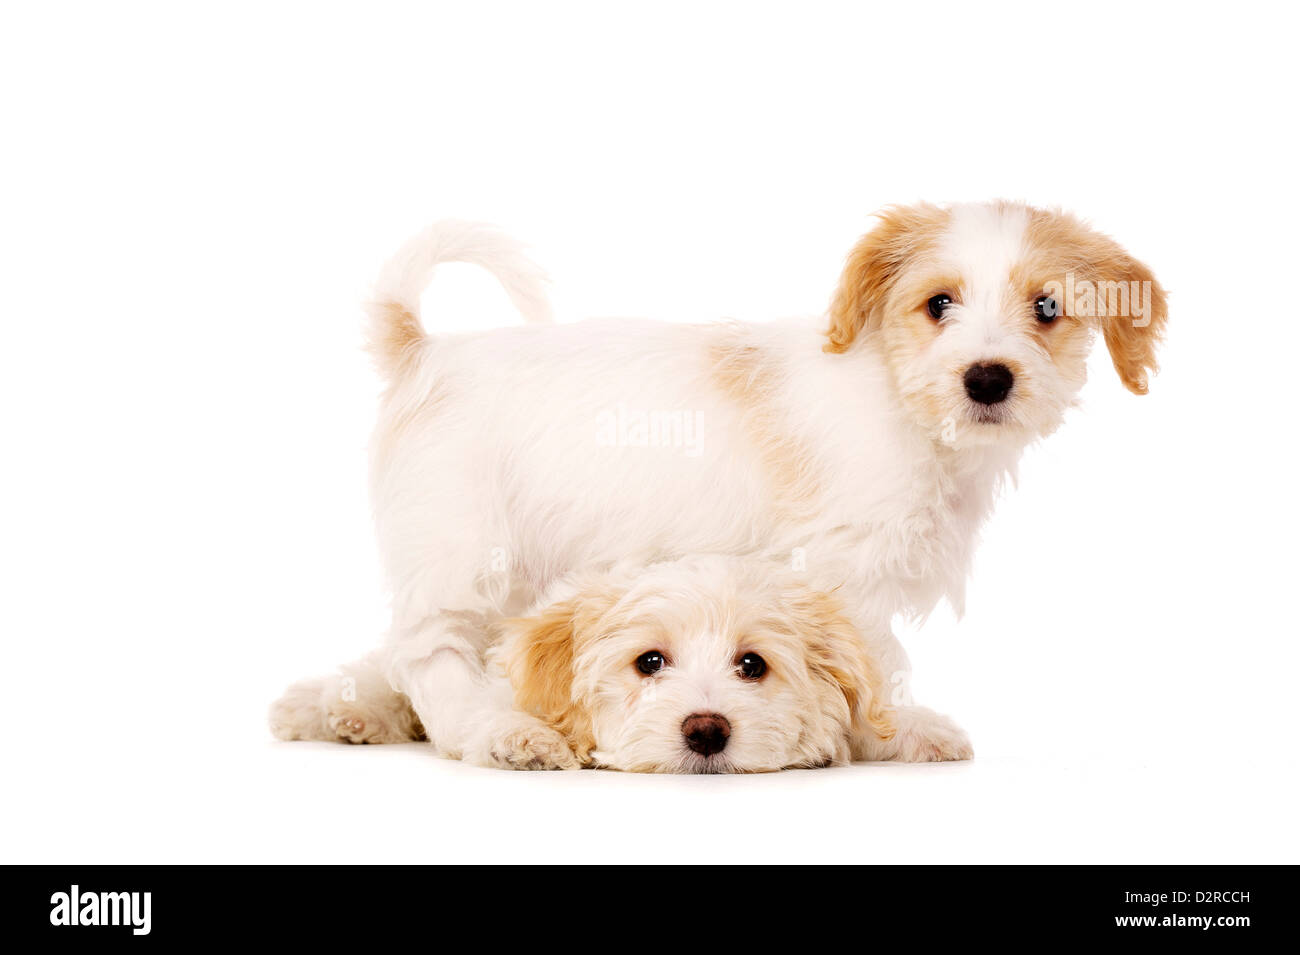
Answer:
[498,557,893,773]
[826,201,1167,447]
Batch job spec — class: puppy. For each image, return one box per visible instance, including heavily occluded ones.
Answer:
[275,202,1166,762]
[273,557,925,772]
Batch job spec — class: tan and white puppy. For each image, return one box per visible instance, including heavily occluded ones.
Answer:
[272,557,922,772]
[272,202,1166,763]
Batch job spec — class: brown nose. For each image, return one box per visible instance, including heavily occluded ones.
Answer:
[681,712,731,756]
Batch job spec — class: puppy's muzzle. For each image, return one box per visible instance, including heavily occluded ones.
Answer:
[964,362,1014,405]
[682,712,730,756]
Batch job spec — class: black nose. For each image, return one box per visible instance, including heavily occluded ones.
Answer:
[682,713,730,756]
[964,362,1014,405]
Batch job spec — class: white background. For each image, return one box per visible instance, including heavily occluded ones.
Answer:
[3,1,1297,863]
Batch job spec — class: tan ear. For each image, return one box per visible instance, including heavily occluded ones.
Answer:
[1031,212,1168,395]
[1096,249,1167,395]
[500,589,621,762]
[825,204,949,354]
[788,590,895,741]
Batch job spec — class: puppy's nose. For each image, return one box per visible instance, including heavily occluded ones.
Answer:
[964,362,1014,405]
[681,712,730,756]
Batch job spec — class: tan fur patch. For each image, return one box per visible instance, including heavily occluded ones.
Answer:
[710,330,821,518]
[503,591,628,762]
[365,301,425,380]
[787,589,895,741]
[825,204,952,353]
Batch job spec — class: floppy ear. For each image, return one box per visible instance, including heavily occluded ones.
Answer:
[825,203,948,353]
[1033,212,1168,395]
[1093,247,1167,396]
[499,588,621,762]
[787,589,895,742]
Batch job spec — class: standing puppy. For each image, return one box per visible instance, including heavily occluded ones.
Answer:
[276,203,1166,761]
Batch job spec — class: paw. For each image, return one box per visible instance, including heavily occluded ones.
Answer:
[269,680,332,741]
[470,715,580,770]
[271,670,422,744]
[326,707,409,744]
[884,706,973,762]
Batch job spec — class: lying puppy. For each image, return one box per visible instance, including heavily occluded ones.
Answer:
[272,557,912,772]
[274,202,1166,763]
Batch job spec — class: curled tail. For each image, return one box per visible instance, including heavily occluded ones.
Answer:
[365,220,553,380]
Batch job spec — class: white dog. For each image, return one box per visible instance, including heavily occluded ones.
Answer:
[271,201,1166,768]
[273,556,902,771]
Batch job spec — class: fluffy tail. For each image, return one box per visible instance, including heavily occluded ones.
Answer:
[365,220,553,380]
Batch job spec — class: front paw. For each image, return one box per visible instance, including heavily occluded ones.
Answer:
[467,714,580,771]
[878,706,973,762]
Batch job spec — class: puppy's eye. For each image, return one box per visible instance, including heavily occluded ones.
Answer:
[737,653,767,681]
[635,651,666,675]
[1034,295,1059,324]
[926,294,953,321]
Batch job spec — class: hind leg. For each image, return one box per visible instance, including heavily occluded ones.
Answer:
[383,612,529,760]
[269,650,424,744]
[855,705,973,762]
[843,611,973,762]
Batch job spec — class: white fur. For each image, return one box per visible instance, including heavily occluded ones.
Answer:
[374,218,553,324]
